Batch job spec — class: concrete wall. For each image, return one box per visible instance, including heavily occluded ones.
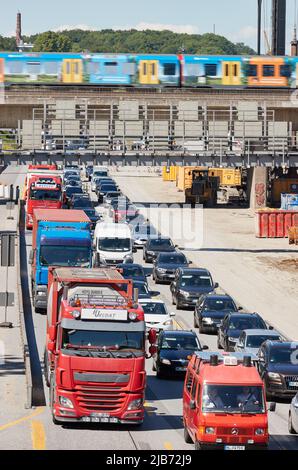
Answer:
[247,167,269,210]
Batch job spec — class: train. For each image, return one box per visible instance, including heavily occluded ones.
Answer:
[1,52,298,88]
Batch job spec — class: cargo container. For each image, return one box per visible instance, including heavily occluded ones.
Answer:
[162,166,178,182]
[271,179,298,205]
[281,193,298,211]
[255,209,298,238]
[289,226,298,245]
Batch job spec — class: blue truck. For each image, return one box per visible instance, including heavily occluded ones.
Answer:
[30,209,92,313]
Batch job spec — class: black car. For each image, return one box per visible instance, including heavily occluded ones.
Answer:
[170,268,218,310]
[194,294,238,334]
[116,263,148,283]
[217,312,268,352]
[64,175,81,186]
[64,187,84,205]
[258,341,298,400]
[70,195,92,209]
[152,330,208,378]
[153,252,190,284]
[97,184,118,203]
[143,237,177,263]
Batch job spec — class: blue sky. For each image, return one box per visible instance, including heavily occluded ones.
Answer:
[1,0,297,52]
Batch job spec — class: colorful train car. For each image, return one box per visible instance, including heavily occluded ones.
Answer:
[0,52,297,88]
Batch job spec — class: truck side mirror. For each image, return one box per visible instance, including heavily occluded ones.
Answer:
[190,400,196,410]
[269,402,276,412]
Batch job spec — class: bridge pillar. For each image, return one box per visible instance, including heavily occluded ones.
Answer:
[247,167,268,209]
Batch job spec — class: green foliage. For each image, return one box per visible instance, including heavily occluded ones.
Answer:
[0,29,255,55]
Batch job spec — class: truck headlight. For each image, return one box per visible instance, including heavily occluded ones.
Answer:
[59,396,74,409]
[129,312,137,321]
[37,291,47,297]
[205,427,215,434]
[164,320,172,326]
[255,428,265,435]
[127,398,143,410]
[161,358,171,365]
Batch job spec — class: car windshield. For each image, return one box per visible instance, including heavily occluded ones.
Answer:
[149,239,173,250]
[161,335,199,350]
[180,274,212,288]
[94,171,108,177]
[29,189,61,201]
[40,246,90,267]
[269,347,298,364]
[204,299,237,311]
[98,238,131,252]
[135,225,157,236]
[73,199,92,208]
[100,185,117,192]
[122,266,144,278]
[202,385,265,414]
[141,302,167,316]
[246,335,281,348]
[158,253,187,264]
[62,330,144,352]
[229,317,265,330]
[66,188,83,196]
[66,181,81,187]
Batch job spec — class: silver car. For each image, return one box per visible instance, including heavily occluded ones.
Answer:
[235,329,282,355]
[289,393,298,434]
[132,223,159,248]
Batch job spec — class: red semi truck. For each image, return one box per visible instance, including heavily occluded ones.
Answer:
[44,267,153,425]
[25,175,63,229]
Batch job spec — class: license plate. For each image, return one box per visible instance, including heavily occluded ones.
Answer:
[289,382,298,387]
[176,367,187,372]
[224,446,245,451]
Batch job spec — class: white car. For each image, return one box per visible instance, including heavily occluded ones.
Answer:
[289,393,298,434]
[139,299,175,332]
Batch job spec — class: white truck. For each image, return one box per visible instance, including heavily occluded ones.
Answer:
[93,222,135,266]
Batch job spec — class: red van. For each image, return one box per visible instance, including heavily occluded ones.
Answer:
[183,352,275,450]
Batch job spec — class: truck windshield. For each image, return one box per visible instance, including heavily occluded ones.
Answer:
[40,246,90,267]
[62,329,144,352]
[29,189,61,201]
[202,385,265,414]
[98,238,131,252]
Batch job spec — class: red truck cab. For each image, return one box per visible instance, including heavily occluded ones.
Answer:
[45,267,151,426]
[26,175,62,229]
[183,352,275,450]
[28,164,58,171]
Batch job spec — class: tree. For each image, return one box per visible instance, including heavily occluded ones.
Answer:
[33,31,72,52]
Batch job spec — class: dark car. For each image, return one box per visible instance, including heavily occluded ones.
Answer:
[258,341,298,400]
[217,312,268,352]
[143,237,177,263]
[170,268,218,310]
[152,330,208,378]
[64,186,84,205]
[132,280,160,299]
[64,174,81,185]
[194,294,238,334]
[70,195,92,209]
[97,184,118,203]
[153,252,190,284]
[116,263,148,283]
[83,208,101,228]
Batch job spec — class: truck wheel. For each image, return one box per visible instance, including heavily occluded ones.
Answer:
[194,440,202,451]
[156,366,164,379]
[184,425,193,444]
[199,323,205,334]
[288,412,297,435]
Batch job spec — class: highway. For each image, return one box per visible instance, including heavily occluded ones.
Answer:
[0,165,297,450]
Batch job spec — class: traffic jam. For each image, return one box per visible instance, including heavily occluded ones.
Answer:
[24,163,298,451]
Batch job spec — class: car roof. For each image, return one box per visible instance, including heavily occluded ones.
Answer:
[264,341,298,349]
[227,312,262,318]
[178,268,211,274]
[199,363,262,385]
[204,294,233,300]
[242,329,280,336]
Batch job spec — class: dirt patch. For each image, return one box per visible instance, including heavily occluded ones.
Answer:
[259,257,298,273]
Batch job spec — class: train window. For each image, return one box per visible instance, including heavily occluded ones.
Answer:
[27,62,41,74]
[163,63,176,76]
[151,63,156,76]
[66,62,71,74]
[233,64,238,77]
[143,63,147,75]
[104,62,118,75]
[74,62,79,75]
[122,63,136,75]
[247,64,257,77]
[204,64,217,76]
[263,65,275,77]
[225,64,229,76]
[8,61,23,74]
[44,62,59,74]
[280,65,292,77]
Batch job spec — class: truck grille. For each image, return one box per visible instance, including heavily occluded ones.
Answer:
[217,427,251,436]
[285,375,298,391]
[75,384,127,412]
